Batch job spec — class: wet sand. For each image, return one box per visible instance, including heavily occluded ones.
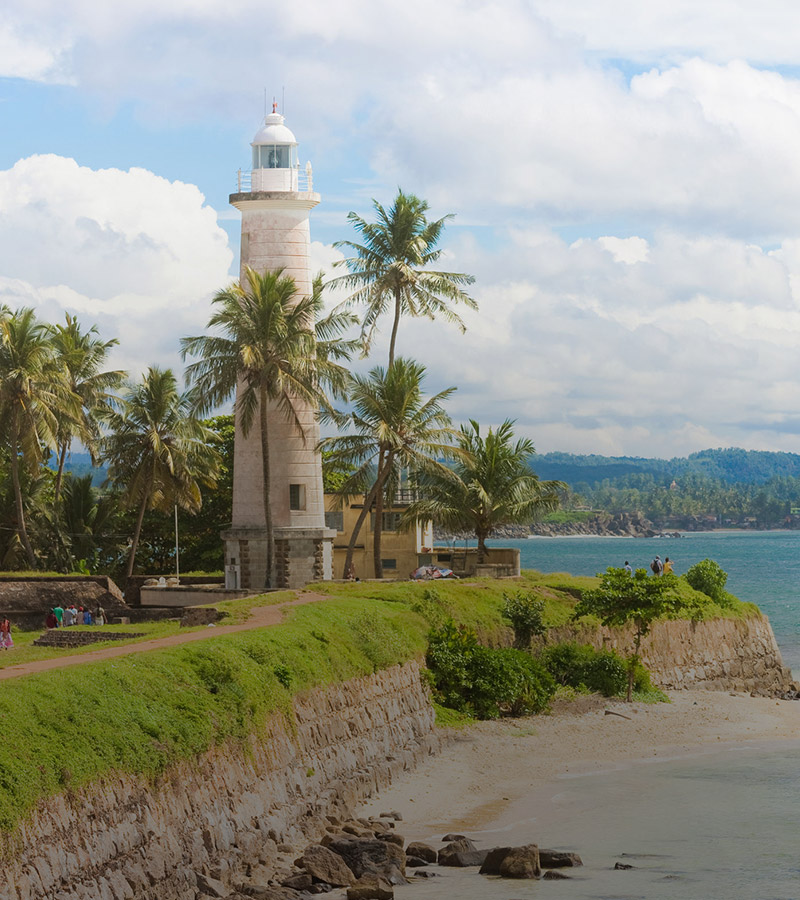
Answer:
[358,691,800,838]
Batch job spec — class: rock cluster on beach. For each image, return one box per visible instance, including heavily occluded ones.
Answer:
[193,816,586,900]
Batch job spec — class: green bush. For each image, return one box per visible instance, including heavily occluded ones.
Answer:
[540,642,641,697]
[502,591,546,649]
[411,587,454,629]
[426,621,555,719]
[685,559,729,605]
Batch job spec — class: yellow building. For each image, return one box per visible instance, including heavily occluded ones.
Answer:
[325,493,520,580]
[325,492,433,580]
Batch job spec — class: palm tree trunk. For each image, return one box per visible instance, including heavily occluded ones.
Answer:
[54,442,68,502]
[126,490,149,580]
[388,287,402,368]
[342,465,392,579]
[260,385,275,589]
[476,529,489,563]
[373,449,387,579]
[10,422,36,569]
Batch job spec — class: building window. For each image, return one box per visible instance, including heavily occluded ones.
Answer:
[289,484,306,510]
[370,512,403,532]
[381,559,397,569]
[325,511,344,532]
[437,553,452,563]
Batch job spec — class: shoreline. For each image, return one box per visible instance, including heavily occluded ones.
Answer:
[358,690,800,841]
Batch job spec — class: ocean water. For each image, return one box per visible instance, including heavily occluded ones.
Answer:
[395,531,800,899]
[397,742,800,900]
[479,530,800,674]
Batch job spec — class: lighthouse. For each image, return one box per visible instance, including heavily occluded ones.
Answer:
[222,104,333,589]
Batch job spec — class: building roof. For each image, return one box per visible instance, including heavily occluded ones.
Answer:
[251,110,297,146]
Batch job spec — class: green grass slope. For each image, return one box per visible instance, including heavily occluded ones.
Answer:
[0,571,757,839]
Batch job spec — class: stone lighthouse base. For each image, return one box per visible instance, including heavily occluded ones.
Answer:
[222,526,334,591]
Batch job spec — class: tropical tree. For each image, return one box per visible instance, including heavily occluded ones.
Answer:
[330,189,477,366]
[100,366,220,579]
[320,358,457,579]
[0,307,79,567]
[181,267,354,588]
[403,419,565,561]
[48,314,126,501]
[574,567,691,700]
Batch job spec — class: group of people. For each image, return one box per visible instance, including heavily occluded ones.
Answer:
[623,556,675,576]
[45,603,106,629]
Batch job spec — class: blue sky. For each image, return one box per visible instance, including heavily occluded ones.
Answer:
[5,1,800,457]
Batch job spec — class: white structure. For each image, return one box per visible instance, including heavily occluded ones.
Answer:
[222,105,333,589]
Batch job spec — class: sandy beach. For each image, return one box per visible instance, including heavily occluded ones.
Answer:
[359,691,800,838]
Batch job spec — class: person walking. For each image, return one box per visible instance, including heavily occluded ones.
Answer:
[664,557,674,575]
[46,609,59,629]
[95,605,106,627]
[0,618,13,650]
[651,555,664,576]
[53,604,64,627]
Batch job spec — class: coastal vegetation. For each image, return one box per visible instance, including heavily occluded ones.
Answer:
[0,568,755,835]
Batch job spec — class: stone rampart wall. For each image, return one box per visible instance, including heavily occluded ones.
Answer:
[0,661,439,900]
[544,614,795,695]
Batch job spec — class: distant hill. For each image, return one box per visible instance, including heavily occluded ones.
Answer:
[532,448,800,489]
[48,451,107,486]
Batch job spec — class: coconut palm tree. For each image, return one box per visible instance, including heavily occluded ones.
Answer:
[100,366,220,579]
[48,314,126,501]
[320,358,457,579]
[330,189,477,366]
[0,307,79,567]
[181,266,354,588]
[403,419,566,561]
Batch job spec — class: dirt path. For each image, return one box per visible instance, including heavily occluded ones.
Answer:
[0,592,327,681]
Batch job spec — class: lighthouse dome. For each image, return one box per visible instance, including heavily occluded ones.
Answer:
[252,111,297,147]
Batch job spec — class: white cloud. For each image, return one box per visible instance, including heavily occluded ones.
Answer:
[0,155,233,374]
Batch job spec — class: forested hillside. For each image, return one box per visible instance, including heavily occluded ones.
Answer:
[534,448,800,529]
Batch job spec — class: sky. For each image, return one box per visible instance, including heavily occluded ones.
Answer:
[4,1,800,458]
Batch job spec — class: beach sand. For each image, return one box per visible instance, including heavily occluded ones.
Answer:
[358,691,800,838]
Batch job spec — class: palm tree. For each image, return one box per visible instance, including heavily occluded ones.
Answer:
[48,314,126,501]
[330,189,477,366]
[320,358,457,579]
[0,307,79,567]
[100,366,220,579]
[181,267,353,588]
[403,419,566,561]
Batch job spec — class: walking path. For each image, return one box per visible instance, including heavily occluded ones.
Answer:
[0,592,326,681]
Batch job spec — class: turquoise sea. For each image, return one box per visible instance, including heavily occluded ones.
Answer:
[399,530,800,899]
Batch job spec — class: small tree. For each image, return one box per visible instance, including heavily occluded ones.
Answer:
[574,567,686,701]
[502,591,546,649]
[685,558,728,605]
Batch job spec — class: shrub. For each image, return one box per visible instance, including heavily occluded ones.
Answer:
[501,591,546,649]
[685,559,729,605]
[540,642,632,698]
[411,587,454,629]
[426,621,555,719]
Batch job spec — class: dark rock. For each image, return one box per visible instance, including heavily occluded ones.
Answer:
[279,872,313,890]
[379,811,403,821]
[405,857,428,868]
[406,842,437,864]
[327,836,407,884]
[438,838,487,868]
[614,862,635,870]
[346,874,394,900]
[479,846,514,875]
[376,832,404,848]
[539,849,583,868]
[498,845,540,879]
[298,844,356,887]
[441,833,466,842]
[235,887,298,900]
[543,870,570,880]
[412,870,440,878]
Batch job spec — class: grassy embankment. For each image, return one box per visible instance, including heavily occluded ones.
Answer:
[0,571,757,840]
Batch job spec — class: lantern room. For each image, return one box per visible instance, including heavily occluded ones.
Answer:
[249,102,300,191]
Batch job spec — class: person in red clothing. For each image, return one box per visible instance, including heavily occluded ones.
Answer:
[46,609,59,629]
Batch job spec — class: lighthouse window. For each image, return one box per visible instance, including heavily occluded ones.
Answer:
[289,483,306,510]
[254,144,291,169]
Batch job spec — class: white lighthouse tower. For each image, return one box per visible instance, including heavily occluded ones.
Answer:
[222,104,333,589]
